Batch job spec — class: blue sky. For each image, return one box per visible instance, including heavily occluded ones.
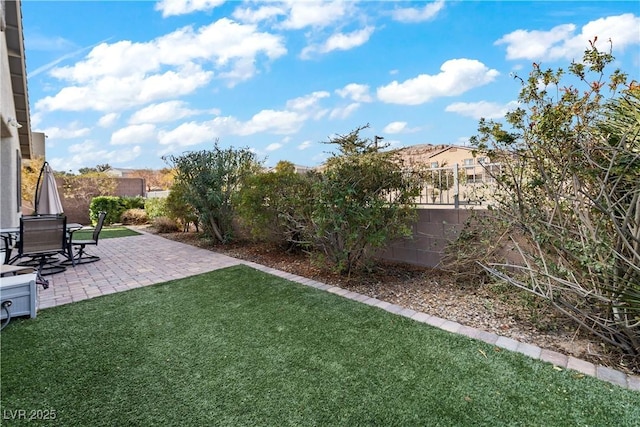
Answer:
[23,1,640,173]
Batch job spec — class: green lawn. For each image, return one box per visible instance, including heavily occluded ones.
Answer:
[1,265,638,426]
[72,226,140,240]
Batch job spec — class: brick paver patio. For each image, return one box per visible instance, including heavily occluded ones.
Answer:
[35,227,639,391]
[39,228,242,309]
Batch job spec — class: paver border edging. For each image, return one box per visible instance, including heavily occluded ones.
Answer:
[243,261,640,392]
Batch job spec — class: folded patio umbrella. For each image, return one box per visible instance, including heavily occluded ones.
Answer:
[34,162,64,215]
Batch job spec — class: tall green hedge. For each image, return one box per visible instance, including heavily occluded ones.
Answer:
[89,196,126,225]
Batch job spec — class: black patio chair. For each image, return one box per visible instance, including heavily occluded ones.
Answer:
[62,211,107,266]
[10,215,68,289]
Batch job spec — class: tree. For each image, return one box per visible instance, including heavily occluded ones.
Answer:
[165,182,199,232]
[163,142,262,243]
[128,168,174,192]
[78,164,111,174]
[312,125,422,274]
[60,172,117,206]
[21,156,45,213]
[235,160,316,250]
[470,40,639,356]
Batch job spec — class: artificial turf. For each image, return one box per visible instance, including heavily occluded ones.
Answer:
[1,265,638,426]
[72,226,140,240]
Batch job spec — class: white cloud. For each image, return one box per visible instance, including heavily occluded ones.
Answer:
[298,140,313,150]
[110,124,157,145]
[391,0,445,23]
[156,109,306,154]
[322,26,375,53]
[29,38,112,79]
[129,101,211,124]
[141,65,214,101]
[445,100,520,120]
[50,141,142,173]
[37,65,214,112]
[237,109,305,136]
[301,26,374,59]
[496,14,640,62]
[233,4,286,24]
[329,103,360,120]
[335,83,373,102]
[286,91,330,111]
[382,122,419,135]
[98,113,120,128]
[280,0,351,30]
[41,124,92,140]
[36,18,287,113]
[155,0,225,18]
[152,89,334,154]
[157,121,218,154]
[265,142,283,151]
[377,59,499,105]
[30,112,43,129]
[50,40,158,84]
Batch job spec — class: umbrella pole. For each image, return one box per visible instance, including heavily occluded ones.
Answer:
[34,161,47,216]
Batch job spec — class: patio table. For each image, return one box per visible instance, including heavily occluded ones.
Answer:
[1,223,83,265]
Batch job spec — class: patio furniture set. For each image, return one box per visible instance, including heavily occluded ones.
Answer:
[0,212,106,330]
[1,211,106,284]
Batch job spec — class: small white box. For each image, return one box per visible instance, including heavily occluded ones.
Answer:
[1,273,38,320]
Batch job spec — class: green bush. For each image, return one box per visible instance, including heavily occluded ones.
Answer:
[121,208,148,225]
[166,183,199,231]
[469,41,640,356]
[163,143,262,243]
[120,196,145,210]
[311,130,421,274]
[144,197,169,219]
[235,161,315,250]
[90,196,126,225]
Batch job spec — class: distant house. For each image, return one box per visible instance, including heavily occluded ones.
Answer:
[1,0,33,228]
[105,168,140,178]
[395,144,489,169]
[264,164,316,175]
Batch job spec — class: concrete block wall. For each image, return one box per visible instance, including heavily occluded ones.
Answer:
[378,208,478,268]
[57,177,146,225]
[115,178,145,198]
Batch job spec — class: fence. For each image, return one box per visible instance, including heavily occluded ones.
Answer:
[146,190,170,198]
[377,208,481,267]
[395,163,502,207]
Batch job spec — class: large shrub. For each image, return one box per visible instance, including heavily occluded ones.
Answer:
[235,161,316,250]
[144,197,169,220]
[310,125,422,274]
[89,196,125,225]
[165,182,199,232]
[120,196,145,210]
[163,143,262,243]
[469,41,639,356]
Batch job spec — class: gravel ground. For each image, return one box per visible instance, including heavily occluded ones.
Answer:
[154,229,638,375]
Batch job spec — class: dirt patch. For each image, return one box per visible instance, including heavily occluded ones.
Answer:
[147,228,638,375]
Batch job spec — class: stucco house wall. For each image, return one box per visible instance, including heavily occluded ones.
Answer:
[398,144,489,169]
[0,1,22,228]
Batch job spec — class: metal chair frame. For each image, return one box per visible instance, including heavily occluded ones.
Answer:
[62,211,107,266]
[9,215,68,289]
